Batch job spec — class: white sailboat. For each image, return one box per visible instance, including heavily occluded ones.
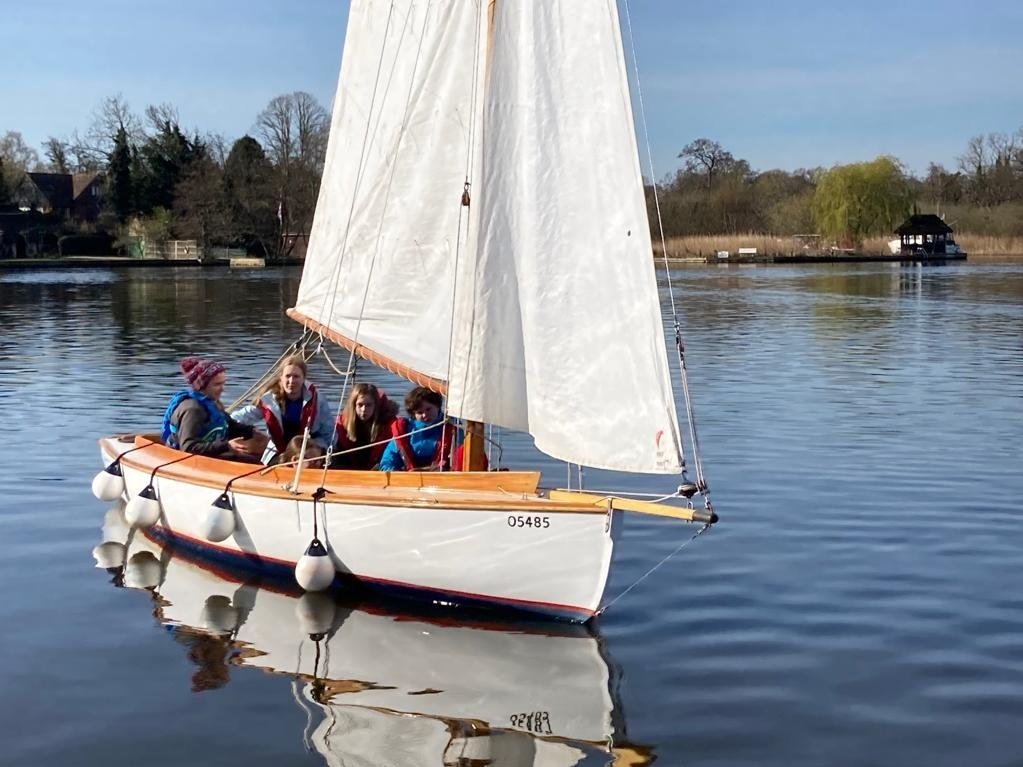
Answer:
[96,512,655,766]
[95,0,715,622]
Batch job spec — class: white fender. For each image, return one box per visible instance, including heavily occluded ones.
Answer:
[92,462,125,502]
[295,538,335,592]
[202,493,236,542]
[295,592,337,637]
[124,551,162,589]
[125,484,161,529]
[200,595,240,634]
[92,541,127,569]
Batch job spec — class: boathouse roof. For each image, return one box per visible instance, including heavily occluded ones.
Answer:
[896,214,953,236]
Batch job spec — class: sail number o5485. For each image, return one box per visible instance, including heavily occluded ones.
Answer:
[507,515,550,529]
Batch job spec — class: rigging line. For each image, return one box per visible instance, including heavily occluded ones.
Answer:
[561,487,694,501]
[315,1,403,331]
[317,344,354,380]
[147,453,195,485]
[316,3,435,488]
[621,0,710,499]
[596,522,711,617]
[316,343,355,473]
[225,332,313,413]
[268,418,448,473]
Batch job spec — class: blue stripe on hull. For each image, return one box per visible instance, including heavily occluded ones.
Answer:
[146,527,594,623]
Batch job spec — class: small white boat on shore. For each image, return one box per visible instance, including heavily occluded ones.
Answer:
[95,1,716,621]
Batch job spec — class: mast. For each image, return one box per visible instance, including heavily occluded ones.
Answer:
[459,1,497,473]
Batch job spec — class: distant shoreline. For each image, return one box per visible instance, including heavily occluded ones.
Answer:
[655,233,1023,260]
[0,256,304,271]
[2,249,1020,273]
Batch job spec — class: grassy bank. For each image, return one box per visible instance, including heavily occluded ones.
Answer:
[654,233,1023,259]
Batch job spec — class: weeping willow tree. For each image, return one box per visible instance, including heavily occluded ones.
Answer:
[812,156,915,246]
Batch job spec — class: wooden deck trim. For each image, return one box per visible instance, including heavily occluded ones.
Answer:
[102,436,609,514]
[547,489,704,523]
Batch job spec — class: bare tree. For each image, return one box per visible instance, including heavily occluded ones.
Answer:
[678,138,736,190]
[42,137,70,174]
[203,132,230,167]
[70,95,146,168]
[145,103,181,134]
[0,132,40,197]
[957,135,988,179]
[254,92,330,257]
[256,91,329,172]
[66,129,104,172]
[293,91,330,172]
[0,132,40,170]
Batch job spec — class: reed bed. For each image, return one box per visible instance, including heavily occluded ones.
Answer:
[654,233,1023,258]
[653,234,803,259]
[955,234,1023,256]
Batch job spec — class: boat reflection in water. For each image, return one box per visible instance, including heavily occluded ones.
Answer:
[93,503,653,766]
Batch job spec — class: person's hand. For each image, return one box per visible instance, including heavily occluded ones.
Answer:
[229,435,267,456]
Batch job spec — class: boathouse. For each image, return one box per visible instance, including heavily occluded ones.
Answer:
[895,214,960,256]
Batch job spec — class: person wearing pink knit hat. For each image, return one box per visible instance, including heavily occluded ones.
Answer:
[160,356,266,460]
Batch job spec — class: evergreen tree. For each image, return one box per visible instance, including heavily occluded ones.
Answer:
[173,155,228,249]
[0,157,11,208]
[106,127,134,221]
[134,121,202,214]
[223,136,277,256]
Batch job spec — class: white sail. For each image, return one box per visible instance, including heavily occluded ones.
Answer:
[297,0,682,473]
[295,1,484,381]
[447,0,683,473]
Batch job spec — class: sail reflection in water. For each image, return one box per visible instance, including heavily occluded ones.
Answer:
[93,503,652,766]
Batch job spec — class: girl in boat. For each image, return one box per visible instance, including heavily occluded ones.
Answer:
[162,357,263,461]
[378,386,469,472]
[330,382,399,470]
[230,356,334,465]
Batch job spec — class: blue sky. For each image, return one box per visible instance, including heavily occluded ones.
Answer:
[3,0,1022,177]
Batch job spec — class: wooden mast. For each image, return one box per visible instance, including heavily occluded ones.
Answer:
[460,1,497,473]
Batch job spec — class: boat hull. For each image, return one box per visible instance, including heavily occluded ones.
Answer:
[101,436,615,621]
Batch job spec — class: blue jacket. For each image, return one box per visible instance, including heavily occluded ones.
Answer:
[162,390,241,455]
[378,413,452,471]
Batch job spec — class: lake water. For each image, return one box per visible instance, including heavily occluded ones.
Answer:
[1,261,1021,766]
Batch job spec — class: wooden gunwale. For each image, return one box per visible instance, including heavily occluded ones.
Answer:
[101,436,607,514]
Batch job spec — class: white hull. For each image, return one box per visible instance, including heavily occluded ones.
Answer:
[98,531,645,765]
[101,436,616,621]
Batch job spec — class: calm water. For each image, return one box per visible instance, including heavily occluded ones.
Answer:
[1,262,1021,766]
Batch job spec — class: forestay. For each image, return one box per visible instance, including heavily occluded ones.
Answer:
[295,0,682,474]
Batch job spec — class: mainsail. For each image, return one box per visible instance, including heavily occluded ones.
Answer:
[294,0,683,474]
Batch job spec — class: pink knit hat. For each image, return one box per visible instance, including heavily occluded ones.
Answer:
[181,356,226,391]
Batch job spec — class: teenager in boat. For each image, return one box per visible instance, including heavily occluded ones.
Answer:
[377,387,484,472]
[229,355,334,465]
[330,382,399,470]
[162,357,264,461]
